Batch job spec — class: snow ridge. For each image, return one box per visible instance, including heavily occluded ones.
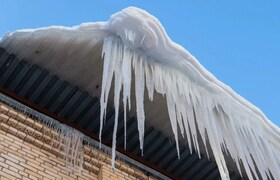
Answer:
[99,7,280,180]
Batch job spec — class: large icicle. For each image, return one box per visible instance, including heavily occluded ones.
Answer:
[100,17,280,179]
[122,46,132,150]
[111,38,123,169]
[99,37,116,147]
[99,7,280,180]
[133,53,146,155]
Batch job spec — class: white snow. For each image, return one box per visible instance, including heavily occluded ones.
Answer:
[1,6,280,180]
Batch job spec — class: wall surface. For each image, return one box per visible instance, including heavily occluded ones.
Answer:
[0,102,156,180]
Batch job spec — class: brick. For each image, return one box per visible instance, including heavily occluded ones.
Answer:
[42,164,58,174]
[20,162,38,172]
[0,128,6,133]
[8,166,19,173]
[0,125,13,139]
[82,171,99,179]
[40,148,55,157]
[2,168,22,178]
[33,122,43,130]
[38,163,51,171]
[38,171,55,180]
[45,164,58,174]
[42,177,53,180]
[14,139,30,149]
[6,109,18,119]
[6,160,24,171]
[0,161,9,168]
[0,104,10,113]
[77,176,88,180]
[24,155,40,165]
[6,133,22,142]
[8,127,18,137]
[33,139,44,148]
[16,121,27,129]
[1,154,19,164]
[0,143,5,149]
[19,170,29,177]
[16,149,27,156]
[0,114,9,122]
[48,155,63,164]
[24,169,42,179]
[29,175,39,180]
[34,157,44,164]
[26,161,44,171]
[25,135,36,144]
[44,169,61,179]
[44,160,55,167]
[69,173,79,178]
[0,170,17,180]
[0,147,8,154]
[16,129,27,139]
[32,148,48,157]
[24,117,34,126]
[58,172,73,179]
[16,114,26,122]
[7,152,25,162]
[56,164,71,175]
[41,144,51,152]
[8,145,18,152]
[22,148,36,158]
[1,177,11,180]
[40,156,54,164]
[6,118,18,127]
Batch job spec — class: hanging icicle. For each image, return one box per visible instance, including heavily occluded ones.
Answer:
[0,94,84,172]
[100,32,280,180]
[59,126,84,172]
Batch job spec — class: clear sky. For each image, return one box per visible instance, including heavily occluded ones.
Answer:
[1,1,279,126]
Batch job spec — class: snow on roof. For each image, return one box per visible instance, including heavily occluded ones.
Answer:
[1,6,279,180]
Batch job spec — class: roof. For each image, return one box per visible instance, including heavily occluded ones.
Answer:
[0,7,279,179]
[0,47,242,179]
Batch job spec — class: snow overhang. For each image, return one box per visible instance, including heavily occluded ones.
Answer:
[1,7,279,180]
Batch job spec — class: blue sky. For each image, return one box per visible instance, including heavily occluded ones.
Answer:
[1,1,279,126]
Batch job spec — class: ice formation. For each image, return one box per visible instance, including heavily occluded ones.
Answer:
[0,92,168,179]
[0,94,84,171]
[99,7,280,179]
[1,6,280,180]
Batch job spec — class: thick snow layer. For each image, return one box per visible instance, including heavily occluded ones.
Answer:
[1,6,280,180]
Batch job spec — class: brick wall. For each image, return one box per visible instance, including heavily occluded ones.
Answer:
[0,103,156,180]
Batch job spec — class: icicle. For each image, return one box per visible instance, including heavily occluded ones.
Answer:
[166,93,180,159]
[144,60,154,101]
[179,100,193,154]
[111,39,123,169]
[100,35,280,180]
[99,37,116,147]
[0,93,84,172]
[60,127,84,171]
[133,54,146,155]
[122,46,132,150]
[123,104,127,150]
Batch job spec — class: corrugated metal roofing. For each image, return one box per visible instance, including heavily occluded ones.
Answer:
[0,47,243,180]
